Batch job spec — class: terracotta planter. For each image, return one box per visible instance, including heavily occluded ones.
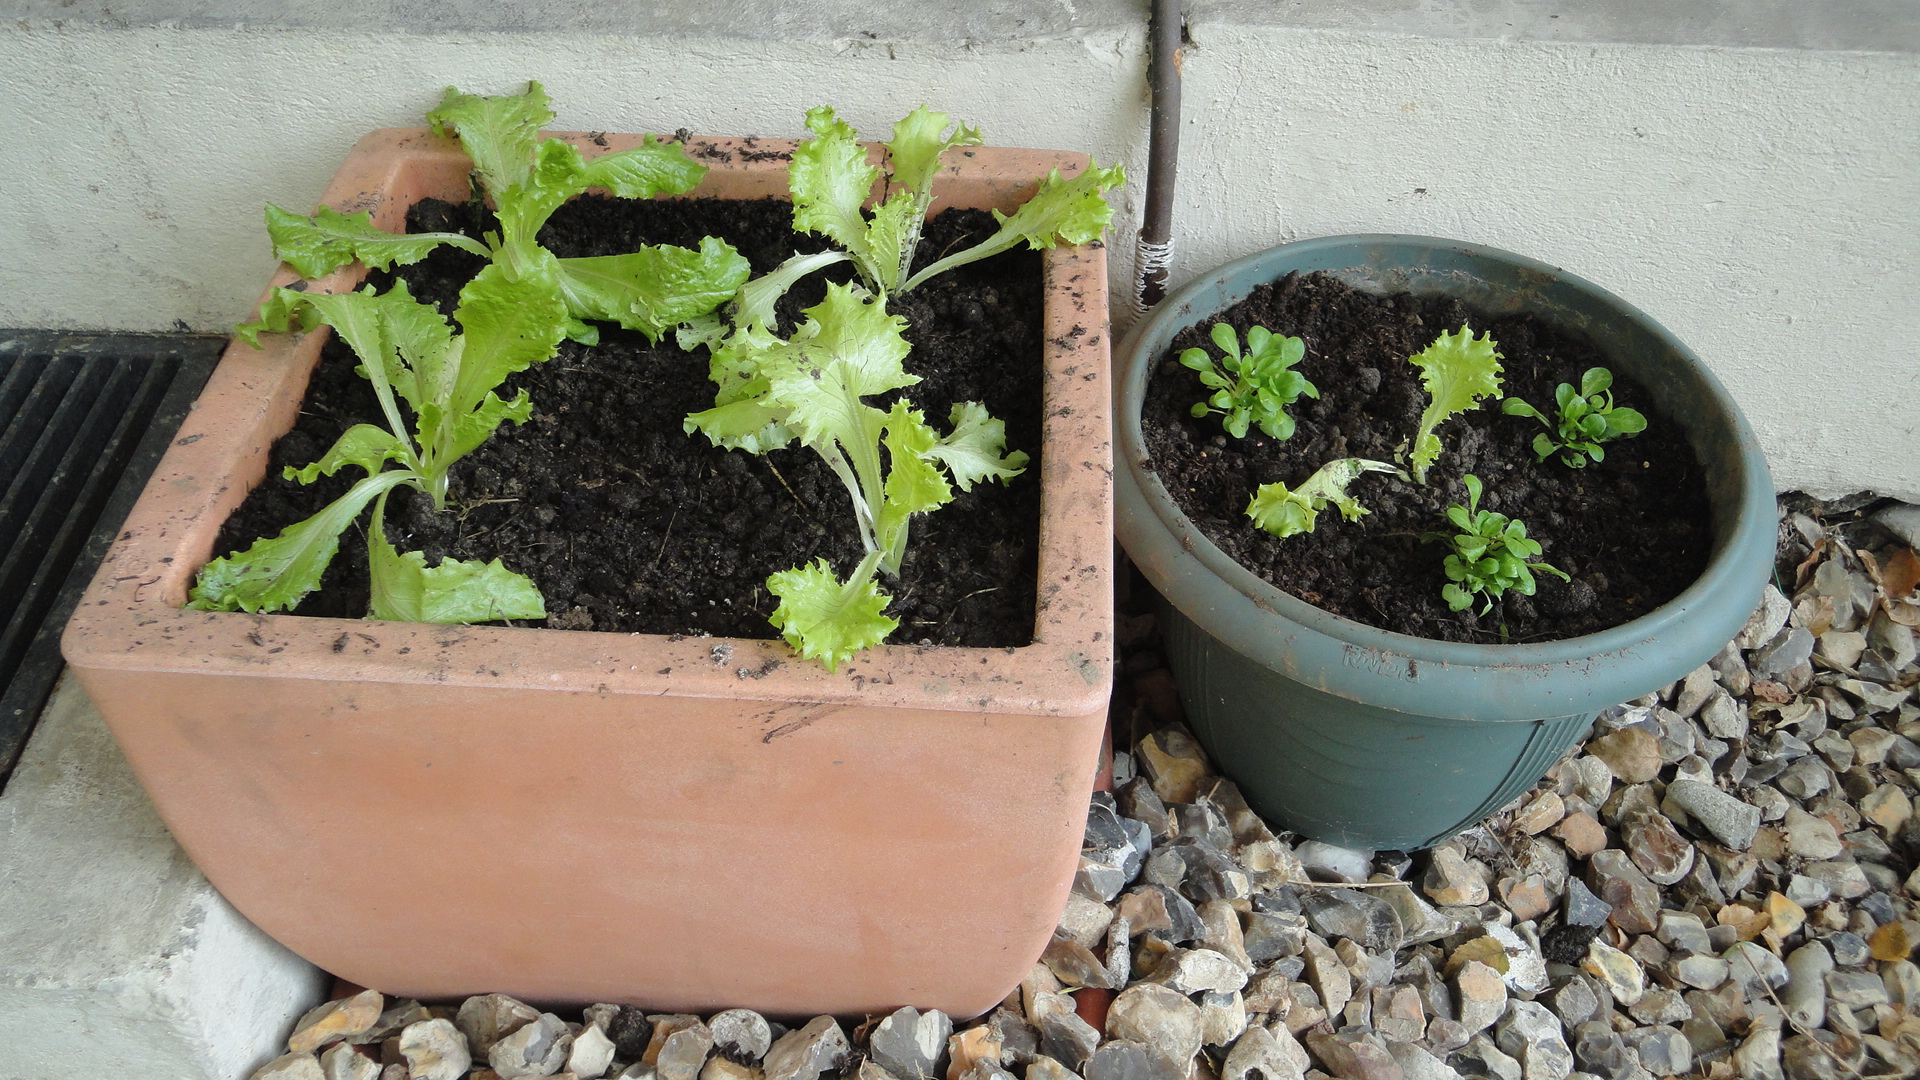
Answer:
[61,129,1114,1017]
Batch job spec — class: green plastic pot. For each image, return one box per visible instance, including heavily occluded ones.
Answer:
[1114,235,1775,851]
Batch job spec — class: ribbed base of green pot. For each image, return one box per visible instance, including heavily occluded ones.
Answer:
[1159,599,1595,851]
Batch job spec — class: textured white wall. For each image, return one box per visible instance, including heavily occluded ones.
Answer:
[0,14,1915,500]
[1169,26,1920,504]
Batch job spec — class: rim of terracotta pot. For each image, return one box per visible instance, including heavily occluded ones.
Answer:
[64,128,1114,717]
[1114,234,1777,720]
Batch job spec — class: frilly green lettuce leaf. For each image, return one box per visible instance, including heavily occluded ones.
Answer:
[990,162,1128,249]
[426,81,553,195]
[1246,458,1401,539]
[790,106,882,283]
[284,424,407,485]
[447,260,568,425]
[763,285,913,453]
[263,204,486,281]
[578,135,708,199]
[729,250,851,332]
[886,105,982,195]
[442,390,533,465]
[900,160,1124,291]
[1407,325,1504,484]
[928,401,1029,492]
[684,324,797,452]
[766,555,897,673]
[366,497,545,623]
[875,403,952,571]
[235,285,324,347]
[554,236,750,343]
[185,470,413,614]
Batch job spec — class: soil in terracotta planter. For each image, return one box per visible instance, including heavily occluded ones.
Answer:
[1139,270,1713,644]
[211,195,1047,645]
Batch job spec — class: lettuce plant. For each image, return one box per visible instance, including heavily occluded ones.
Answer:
[1246,458,1401,539]
[729,105,1122,322]
[1433,474,1568,614]
[1405,326,1504,484]
[685,283,1028,670]
[1181,322,1318,440]
[1501,366,1648,467]
[253,82,749,346]
[191,270,565,621]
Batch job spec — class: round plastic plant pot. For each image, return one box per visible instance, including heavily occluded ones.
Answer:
[1114,235,1775,851]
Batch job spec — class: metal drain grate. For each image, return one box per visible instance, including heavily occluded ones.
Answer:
[0,331,220,785]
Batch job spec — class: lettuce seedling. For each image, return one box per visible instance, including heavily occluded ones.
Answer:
[1432,474,1568,614]
[1501,366,1648,468]
[1181,322,1319,440]
[1405,325,1504,484]
[685,283,1028,670]
[251,82,748,346]
[1246,458,1401,539]
[735,105,1122,317]
[191,268,564,622]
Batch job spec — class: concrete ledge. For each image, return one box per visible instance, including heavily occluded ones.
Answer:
[5,0,1915,52]
[0,676,327,1080]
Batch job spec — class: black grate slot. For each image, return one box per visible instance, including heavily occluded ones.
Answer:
[0,333,221,786]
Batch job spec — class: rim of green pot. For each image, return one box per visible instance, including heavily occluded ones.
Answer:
[1114,234,1777,721]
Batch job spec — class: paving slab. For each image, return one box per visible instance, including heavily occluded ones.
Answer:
[0,674,327,1079]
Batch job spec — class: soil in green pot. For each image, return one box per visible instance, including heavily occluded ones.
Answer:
[211,194,1048,646]
[1139,269,1713,644]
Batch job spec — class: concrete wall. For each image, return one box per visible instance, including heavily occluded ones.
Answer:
[1,1,1916,500]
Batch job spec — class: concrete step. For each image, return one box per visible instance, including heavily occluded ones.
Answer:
[0,674,326,1079]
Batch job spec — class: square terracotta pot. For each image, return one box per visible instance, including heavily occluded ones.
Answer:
[61,128,1114,1017]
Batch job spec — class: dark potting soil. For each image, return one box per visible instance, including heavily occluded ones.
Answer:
[1139,270,1713,644]
[210,194,1046,645]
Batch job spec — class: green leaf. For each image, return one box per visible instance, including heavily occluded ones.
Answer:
[578,135,708,198]
[790,106,882,279]
[765,284,914,448]
[366,498,545,623]
[554,236,750,342]
[443,389,534,464]
[285,424,407,484]
[1406,325,1503,484]
[989,162,1127,250]
[268,281,452,465]
[235,286,324,347]
[446,260,568,425]
[495,137,593,252]
[927,401,1028,492]
[263,204,485,280]
[731,250,852,332]
[878,403,953,541]
[1245,458,1399,538]
[1210,322,1239,357]
[863,193,920,293]
[1502,397,1548,423]
[1185,321,1314,443]
[900,160,1124,292]
[1246,484,1318,539]
[885,105,982,197]
[766,556,897,673]
[426,81,554,195]
[186,470,413,614]
[685,324,796,453]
